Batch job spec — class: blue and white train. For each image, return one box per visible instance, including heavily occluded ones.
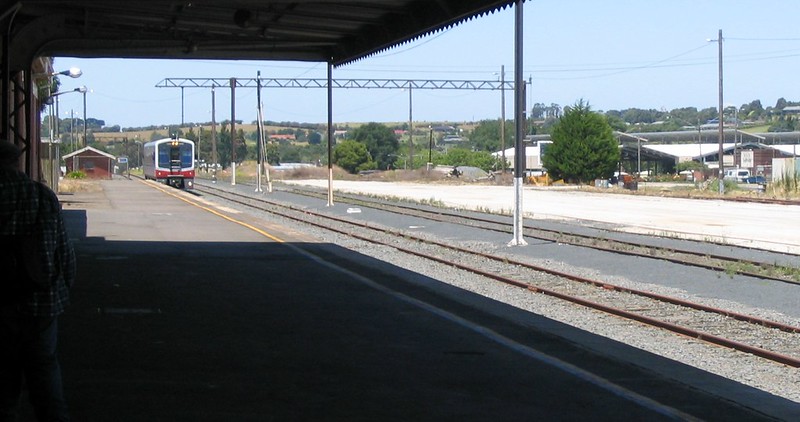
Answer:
[143,137,195,189]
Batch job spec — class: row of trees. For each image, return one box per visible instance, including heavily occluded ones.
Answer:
[87,100,624,185]
[84,100,635,184]
[89,105,624,181]
[85,94,798,182]
[330,101,620,183]
[320,96,800,172]
[41,115,107,156]
[331,122,505,174]
[531,98,800,128]
[535,98,800,133]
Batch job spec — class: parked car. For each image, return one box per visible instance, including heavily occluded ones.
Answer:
[744,175,766,184]
[723,168,751,183]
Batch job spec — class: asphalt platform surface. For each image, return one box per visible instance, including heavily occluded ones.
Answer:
[15,178,797,421]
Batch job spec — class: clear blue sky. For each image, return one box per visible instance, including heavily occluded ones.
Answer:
[53,0,800,129]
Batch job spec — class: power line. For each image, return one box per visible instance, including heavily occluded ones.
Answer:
[727,37,800,41]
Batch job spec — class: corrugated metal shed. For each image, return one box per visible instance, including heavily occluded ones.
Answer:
[644,143,737,161]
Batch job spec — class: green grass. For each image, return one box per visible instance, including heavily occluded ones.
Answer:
[740,124,771,133]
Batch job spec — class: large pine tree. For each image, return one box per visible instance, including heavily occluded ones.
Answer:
[350,122,399,170]
[542,100,619,184]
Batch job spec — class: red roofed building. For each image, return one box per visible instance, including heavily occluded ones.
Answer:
[63,146,116,179]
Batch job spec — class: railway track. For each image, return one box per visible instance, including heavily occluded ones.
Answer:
[275,183,800,284]
[192,181,800,368]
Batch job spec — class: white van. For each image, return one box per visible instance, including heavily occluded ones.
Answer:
[723,168,751,183]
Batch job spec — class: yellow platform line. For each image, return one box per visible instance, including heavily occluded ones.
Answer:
[141,180,285,243]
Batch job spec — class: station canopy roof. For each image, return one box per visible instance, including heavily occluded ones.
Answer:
[8,0,520,67]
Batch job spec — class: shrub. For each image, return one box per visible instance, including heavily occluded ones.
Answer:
[774,168,799,195]
[543,100,619,184]
[705,178,738,193]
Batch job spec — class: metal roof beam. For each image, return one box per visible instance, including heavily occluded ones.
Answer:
[156,77,516,90]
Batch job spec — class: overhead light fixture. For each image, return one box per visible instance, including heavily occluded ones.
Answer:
[53,67,82,78]
[43,86,87,105]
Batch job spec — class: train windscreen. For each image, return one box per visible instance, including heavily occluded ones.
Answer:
[179,144,192,168]
[157,142,193,169]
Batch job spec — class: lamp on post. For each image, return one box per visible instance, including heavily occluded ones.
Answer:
[69,110,75,151]
[39,67,81,189]
[49,67,82,144]
[52,67,82,79]
[81,86,88,147]
[134,139,143,168]
[46,98,58,189]
[45,86,86,156]
[44,85,87,104]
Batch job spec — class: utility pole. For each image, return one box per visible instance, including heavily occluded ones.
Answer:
[82,89,87,147]
[55,97,60,148]
[528,75,533,135]
[716,29,724,195]
[230,77,237,164]
[70,109,75,151]
[181,87,185,126]
[256,71,264,193]
[326,62,334,207]
[408,85,413,170]
[211,86,217,183]
[500,65,506,173]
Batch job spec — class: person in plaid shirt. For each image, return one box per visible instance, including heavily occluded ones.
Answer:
[0,141,75,421]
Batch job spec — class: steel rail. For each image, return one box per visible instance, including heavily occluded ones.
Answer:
[281,185,800,284]
[193,182,800,367]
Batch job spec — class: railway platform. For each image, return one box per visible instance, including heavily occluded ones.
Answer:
[18,177,797,420]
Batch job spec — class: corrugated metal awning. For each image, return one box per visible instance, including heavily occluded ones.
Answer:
[7,1,520,68]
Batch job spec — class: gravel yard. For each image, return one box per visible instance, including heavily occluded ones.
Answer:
[283,180,800,254]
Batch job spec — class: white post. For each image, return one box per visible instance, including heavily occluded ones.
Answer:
[256,162,262,192]
[255,71,263,193]
[508,0,527,246]
[717,29,724,195]
[327,62,335,207]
